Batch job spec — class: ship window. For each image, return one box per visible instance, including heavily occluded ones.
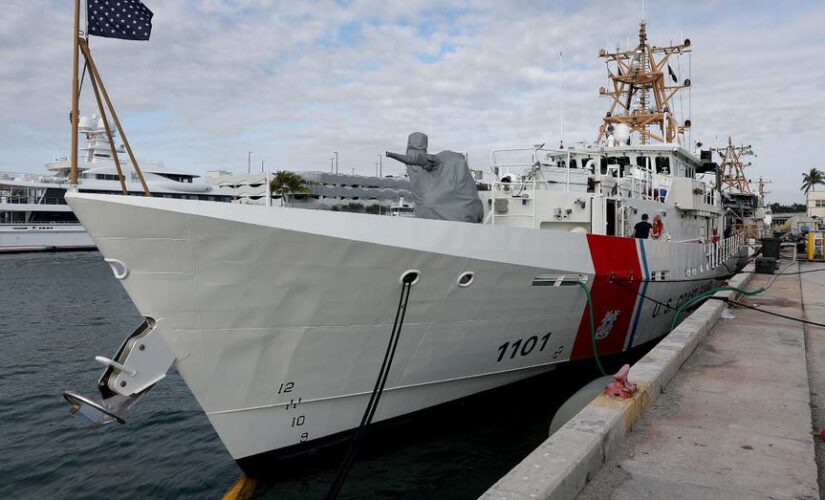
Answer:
[95,174,122,181]
[655,157,670,175]
[156,173,195,183]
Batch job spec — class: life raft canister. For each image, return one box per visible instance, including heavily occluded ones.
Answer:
[651,214,664,240]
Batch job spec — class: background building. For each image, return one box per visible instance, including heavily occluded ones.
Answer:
[807,191,825,219]
[205,170,412,213]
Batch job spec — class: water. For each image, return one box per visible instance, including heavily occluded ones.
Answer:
[0,251,647,499]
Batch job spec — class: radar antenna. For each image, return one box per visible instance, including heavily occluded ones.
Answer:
[597,21,692,145]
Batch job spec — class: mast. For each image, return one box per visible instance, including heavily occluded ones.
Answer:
[713,137,754,194]
[70,0,81,186]
[597,21,692,145]
[757,177,771,207]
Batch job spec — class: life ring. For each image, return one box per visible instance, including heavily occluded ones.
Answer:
[651,215,664,240]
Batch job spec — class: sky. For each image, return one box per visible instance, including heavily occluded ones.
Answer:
[1,0,823,203]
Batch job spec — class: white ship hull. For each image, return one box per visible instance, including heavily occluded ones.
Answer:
[0,224,94,252]
[66,192,744,469]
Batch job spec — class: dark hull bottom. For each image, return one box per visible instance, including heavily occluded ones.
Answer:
[236,339,660,481]
[0,246,96,254]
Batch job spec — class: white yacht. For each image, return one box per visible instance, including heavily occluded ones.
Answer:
[0,115,231,252]
[65,21,750,477]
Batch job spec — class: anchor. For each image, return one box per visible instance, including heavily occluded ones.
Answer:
[63,318,175,426]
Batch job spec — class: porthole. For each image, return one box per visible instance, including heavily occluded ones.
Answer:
[457,272,475,288]
[400,269,420,285]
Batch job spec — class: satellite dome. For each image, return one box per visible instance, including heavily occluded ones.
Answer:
[79,115,94,129]
[613,123,631,143]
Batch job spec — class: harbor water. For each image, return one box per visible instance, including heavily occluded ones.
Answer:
[0,251,647,499]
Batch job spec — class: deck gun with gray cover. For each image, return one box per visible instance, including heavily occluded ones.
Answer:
[386,132,484,223]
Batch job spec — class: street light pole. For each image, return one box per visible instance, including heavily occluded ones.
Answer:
[261,160,265,173]
[377,153,382,177]
[247,151,253,174]
[334,151,339,174]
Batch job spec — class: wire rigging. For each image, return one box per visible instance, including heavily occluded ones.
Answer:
[707,297,825,328]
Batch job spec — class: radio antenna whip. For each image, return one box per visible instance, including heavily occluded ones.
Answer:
[559,51,564,148]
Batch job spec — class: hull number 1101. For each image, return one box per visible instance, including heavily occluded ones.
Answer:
[496,333,553,362]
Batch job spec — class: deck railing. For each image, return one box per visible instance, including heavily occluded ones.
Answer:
[704,233,744,270]
[0,195,68,205]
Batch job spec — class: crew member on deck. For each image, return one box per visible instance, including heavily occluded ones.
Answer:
[633,214,652,239]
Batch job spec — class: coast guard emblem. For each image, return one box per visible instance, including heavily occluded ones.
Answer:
[596,310,621,339]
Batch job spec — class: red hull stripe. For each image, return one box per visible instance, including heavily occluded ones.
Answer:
[570,234,643,360]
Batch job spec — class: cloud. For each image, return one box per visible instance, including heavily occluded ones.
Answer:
[0,0,823,202]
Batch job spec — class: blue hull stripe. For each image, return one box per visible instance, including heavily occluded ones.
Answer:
[628,240,650,348]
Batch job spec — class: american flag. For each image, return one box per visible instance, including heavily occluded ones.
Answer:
[87,0,153,41]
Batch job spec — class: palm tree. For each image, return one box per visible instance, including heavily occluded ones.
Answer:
[801,168,825,194]
[269,171,310,206]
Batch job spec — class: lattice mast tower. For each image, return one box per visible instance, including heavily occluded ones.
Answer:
[713,137,755,194]
[597,21,692,145]
[757,177,771,207]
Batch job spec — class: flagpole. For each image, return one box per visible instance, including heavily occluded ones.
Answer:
[70,0,81,187]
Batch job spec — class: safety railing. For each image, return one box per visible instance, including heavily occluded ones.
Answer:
[704,233,744,269]
[0,221,81,226]
[0,196,68,205]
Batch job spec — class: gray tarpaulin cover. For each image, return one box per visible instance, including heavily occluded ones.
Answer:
[386,132,484,223]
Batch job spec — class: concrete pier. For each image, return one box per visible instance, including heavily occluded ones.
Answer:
[482,263,825,500]
[579,266,821,499]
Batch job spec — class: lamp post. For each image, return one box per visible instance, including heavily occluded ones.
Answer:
[247,151,253,174]
[261,160,265,173]
[265,169,271,207]
[377,153,382,177]
[334,151,339,174]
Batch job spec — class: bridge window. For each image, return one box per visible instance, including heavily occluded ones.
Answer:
[655,157,670,175]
